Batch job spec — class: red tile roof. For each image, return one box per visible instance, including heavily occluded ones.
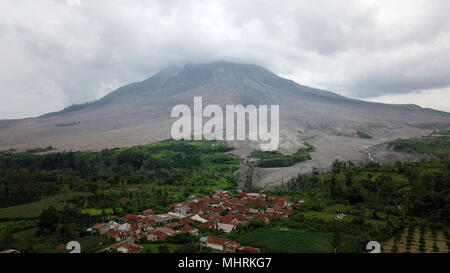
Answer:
[179,217,194,225]
[241,246,260,253]
[143,209,154,215]
[227,198,248,206]
[179,224,197,233]
[199,222,215,229]
[91,223,106,229]
[151,231,168,240]
[206,236,228,245]
[114,242,142,252]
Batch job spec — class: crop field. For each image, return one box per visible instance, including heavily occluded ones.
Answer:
[383,226,450,253]
[235,229,359,253]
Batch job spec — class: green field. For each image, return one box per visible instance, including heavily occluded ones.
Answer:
[81,208,122,216]
[236,229,359,253]
[141,243,182,253]
[0,195,67,218]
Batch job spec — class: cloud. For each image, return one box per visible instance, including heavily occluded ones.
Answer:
[0,0,449,118]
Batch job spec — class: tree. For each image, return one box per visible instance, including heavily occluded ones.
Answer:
[0,232,14,250]
[332,231,342,253]
[39,206,59,233]
[158,244,169,253]
[244,158,257,193]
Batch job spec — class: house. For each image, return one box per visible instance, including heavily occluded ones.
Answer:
[201,236,228,251]
[174,204,191,216]
[141,217,156,226]
[246,193,262,199]
[109,230,129,242]
[153,227,177,237]
[190,214,209,223]
[199,222,216,229]
[120,197,128,204]
[142,208,154,216]
[91,223,109,234]
[165,222,180,229]
[147,231,168,241]
[148,214,176,224]
[0,249,20,253]
[179,217,194,225]
[227,198,248,207]
[107,221,120,230]
[265,208,275,215]
[248,208,260,215]
[220,213,247,225]
[55,243,66,250]
[118,223,133,232]
[178,224,198,236]
[223,241,241,252]
[269,197,293,209]
[113,242,142,253]
[217,223,235,233]
[200,236,258,253]
[239,246,260,253]
[119,214,140,223]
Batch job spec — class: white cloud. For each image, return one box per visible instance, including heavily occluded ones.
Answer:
[0,0,449,118]
[367,87,450,113]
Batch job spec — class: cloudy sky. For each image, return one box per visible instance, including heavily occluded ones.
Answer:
[1,0,449,119]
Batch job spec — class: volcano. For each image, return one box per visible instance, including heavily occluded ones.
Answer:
[1,61,449,189]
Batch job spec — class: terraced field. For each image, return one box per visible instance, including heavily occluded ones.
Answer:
[383,226,450,253]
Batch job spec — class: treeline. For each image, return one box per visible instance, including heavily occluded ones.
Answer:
[287,160,450,225]
[0,140,239,208]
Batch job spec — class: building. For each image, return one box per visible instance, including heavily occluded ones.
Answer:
[174,204,191,216]
[201,236,228,251]
[114,242,142,253]
[91,223,109,234]
[109,230,129,242]
[147,231,168,241]
[142,208,154,215]
[178,224,198,236]
[217,223,235,233]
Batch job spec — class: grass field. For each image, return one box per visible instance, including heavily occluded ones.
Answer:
[0,219,38,232]
[300,204,387,226]
[140,243,182,253]
[236,229,359,253]
[80,208,122,216]
[0,195,68,218]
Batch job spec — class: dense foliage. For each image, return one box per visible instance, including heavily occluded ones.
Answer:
[250,143,313,168]
[0,140,239,208]
[389,132,450,161]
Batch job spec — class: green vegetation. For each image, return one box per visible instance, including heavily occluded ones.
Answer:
[0,195,68,218]
[356,131,373,139]
[25,146,54,154]
[234,229,359,253]
[141,243,182,253]
[389,132,450,161]
[250,144,313,168]
[80,208,122,216]
[0,219,38,233]
[0,139,239,210]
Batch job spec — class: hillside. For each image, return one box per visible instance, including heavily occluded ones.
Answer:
[1,61,449,189]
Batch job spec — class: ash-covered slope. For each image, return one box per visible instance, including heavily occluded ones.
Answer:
[1,61,449,189]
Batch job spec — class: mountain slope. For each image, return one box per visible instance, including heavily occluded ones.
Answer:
[1,61,449,189]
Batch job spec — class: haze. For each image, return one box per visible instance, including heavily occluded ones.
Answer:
[1,0,450,119]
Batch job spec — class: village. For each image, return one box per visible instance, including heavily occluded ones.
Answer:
[88,190,303,253]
